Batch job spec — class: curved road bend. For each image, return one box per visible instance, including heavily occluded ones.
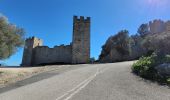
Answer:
[0,61,170,100]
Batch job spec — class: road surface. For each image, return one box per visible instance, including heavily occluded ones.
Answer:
[0,61,170,100]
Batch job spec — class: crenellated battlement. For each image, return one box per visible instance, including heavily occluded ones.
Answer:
[149,19,165,27]
[26,36,42,42]
[73,16,90,23]
[72,16,90,64]
[149,19,164,23]
[149,19,166,33]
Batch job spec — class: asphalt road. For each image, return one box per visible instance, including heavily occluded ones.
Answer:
[0,61,170,100]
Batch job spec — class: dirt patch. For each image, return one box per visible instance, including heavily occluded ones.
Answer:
[0,65,62,88]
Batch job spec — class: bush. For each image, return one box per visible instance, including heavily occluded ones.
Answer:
[132,53,170,85]
[165,55,170,63]
[167,78,170,84]
[132,54,157,79]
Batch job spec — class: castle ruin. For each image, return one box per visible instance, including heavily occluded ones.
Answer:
[21,16,90,66]
[149,19,170,33]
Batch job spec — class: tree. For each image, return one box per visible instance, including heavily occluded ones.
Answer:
[90,57,95,63]
[0,15,25,60]
[137,23,150,37]
[113,30,130,56]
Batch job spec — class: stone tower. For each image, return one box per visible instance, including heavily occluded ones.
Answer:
[21,37,43,66]
[72,16,90,64]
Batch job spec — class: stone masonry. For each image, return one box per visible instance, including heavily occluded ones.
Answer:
[21,16,90,66]
[149,19,170,33]
[72,16,90,64]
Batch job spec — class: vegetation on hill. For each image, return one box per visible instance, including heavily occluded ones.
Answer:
[99,20,170,85]
[0,15,25,60]
[132,53,170,85]
[99,21,170,63]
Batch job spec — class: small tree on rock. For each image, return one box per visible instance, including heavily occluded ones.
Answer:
[137,23,150,37]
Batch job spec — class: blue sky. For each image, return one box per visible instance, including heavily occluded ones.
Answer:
[0,0,170,66]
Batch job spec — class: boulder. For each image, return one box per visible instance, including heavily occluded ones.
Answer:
[155,63,170,77]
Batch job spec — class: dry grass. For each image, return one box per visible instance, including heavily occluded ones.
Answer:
[0,66,57,87]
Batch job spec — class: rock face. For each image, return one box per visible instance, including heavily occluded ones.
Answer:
[155,63,170,77]
[21,16,90,66]
[99,19,170,63]
[99,30,131,63]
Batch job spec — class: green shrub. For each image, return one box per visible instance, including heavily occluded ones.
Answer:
[167,78,170,84]
[132,53,170,85]
[165,55,170,63]
[132,53,157,78]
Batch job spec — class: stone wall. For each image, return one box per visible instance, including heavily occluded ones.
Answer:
[166,21,170,32]
[22,16,91,66]
[149,20,170,34]
[32,45,72,65]
[21,37,43,66]
[149,20,166,34]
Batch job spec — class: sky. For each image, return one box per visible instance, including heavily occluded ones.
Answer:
[0,0,170,66]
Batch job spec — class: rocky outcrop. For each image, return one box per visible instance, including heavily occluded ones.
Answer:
[99,19,170,63]
[99,30,135,63]
[155,63,170,77]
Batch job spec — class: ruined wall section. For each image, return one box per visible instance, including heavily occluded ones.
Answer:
[21,37,43,66]
[72,16,90,64]
[149,19,166,34]
[33,45,72,65]
[148,19,170,34]
[166,21,170,32]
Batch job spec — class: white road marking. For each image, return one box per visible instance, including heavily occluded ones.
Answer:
[56,68,99,100]
[55,75,93,100]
